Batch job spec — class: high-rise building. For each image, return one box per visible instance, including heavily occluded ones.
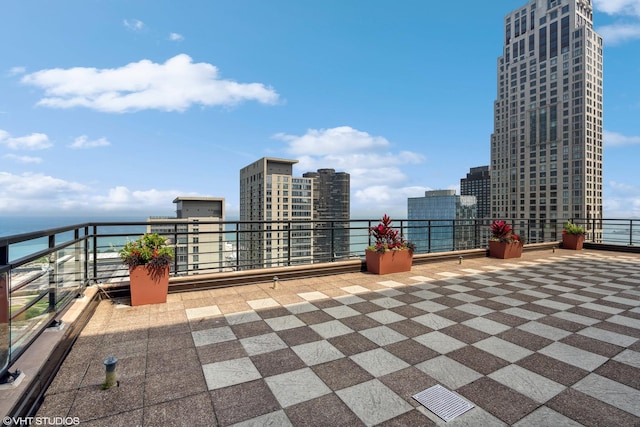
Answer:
[490,0,603,241]
[461,166,491,219]
[148,197,227,274]
[407,190,477,253]
[303,169,351,262]
[239,157,313,269]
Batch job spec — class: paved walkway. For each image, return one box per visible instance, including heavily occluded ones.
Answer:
[37,249,640,426]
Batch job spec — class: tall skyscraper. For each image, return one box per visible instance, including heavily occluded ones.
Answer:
[461,166,491,219]
[239,157,313,269]
[490,0,603,241]
[303,169,351,262]
[408,190,477,253]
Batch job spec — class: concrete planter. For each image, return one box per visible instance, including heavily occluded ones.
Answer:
[129,266,169,306]
[489,240,523,259]
[365,249,413,275]
[562,233,585,250]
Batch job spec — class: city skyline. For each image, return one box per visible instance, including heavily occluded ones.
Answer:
[1,1,639,219]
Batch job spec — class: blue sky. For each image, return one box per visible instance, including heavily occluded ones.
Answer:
[1,0,639,220]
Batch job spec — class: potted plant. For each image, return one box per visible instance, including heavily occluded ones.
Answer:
[119,233,174,306]
[562,221,585,250]
[365,214,415,274]
[488,220,524,259]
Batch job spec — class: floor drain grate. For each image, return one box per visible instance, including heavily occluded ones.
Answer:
[413,384,474,422]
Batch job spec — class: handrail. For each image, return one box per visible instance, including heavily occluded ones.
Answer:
[1,216,638,383]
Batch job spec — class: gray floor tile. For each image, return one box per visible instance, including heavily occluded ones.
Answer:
[501,307,545,320]
[456,303,496,316]
[336,379,413,426]
[512,406,583,427]
[240,332,288,356]
[462,317,511,335]
[225,310,262,325]
[229,410,293,427]
[323,305,362,319]
[265,368,332,408]
[192,326,236,347]
[551,311,600,326]
[578,326,637,347]
[412,313,456,329]
[473,336,533,363]
[415,356,482,389]
[489,365,566,403]
[350,348,410,377]
[284,301,319,314]
[606,314,640,329]
[573,373,640,417]
[291,340,344,366]
[359,325,407,346]
[613,349,640,368]
[517,321,572,341]
[579,302,624,314]
[264,315,306,331]
[414,331,466,354]
[366,309,406,324]
[309,320,354,338]
[202,357,261,390]
[539,342,608,371]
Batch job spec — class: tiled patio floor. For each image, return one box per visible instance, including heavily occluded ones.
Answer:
[37,249,640,426]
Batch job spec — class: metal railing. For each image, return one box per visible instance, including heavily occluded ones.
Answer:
[1,216,638,382]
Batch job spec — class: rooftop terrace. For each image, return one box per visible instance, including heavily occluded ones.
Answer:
[23,248,640,426]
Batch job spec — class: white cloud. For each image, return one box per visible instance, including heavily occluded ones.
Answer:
[274,126,427,215]
[594,0,640,45]
[124,19,145,31]
[0,129,52,150]
[597,23,640,44]
[90,186,186,211]
[3,154,43,164]
[169,32,184,41]
[69,135,111,149]
[604,130,640,146]
[605,180,640,217]
[0,172,202,214]
[0,172,90,213]
[21,54,279,113]
[7,66,26,76]
[594,0,640,16]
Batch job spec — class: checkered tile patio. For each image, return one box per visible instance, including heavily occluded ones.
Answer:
[37,250,640,426]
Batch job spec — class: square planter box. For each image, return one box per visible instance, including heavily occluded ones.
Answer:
[129,265,169,306]
[489,240,523,259]
[365,249,413,275]
[562,233,585,250]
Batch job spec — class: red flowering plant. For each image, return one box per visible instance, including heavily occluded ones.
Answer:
[489,220,523,244]
[119,233,174,270]
[368,214,416,253]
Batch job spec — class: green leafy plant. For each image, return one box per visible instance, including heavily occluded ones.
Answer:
[489,220,523,243]
[563,221,585,235]
[119,233,174,270]
[368,214,415,253]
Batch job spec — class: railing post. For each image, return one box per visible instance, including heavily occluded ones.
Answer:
[48,235,56,312]
[630,220,634,247]
[92,225,98,282]
[427,220,432,253]
[0,267,12,383]
[287,221,292,266]
[330,221,335,262]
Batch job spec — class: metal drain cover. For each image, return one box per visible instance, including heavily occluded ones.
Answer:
[413,384,474,422]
